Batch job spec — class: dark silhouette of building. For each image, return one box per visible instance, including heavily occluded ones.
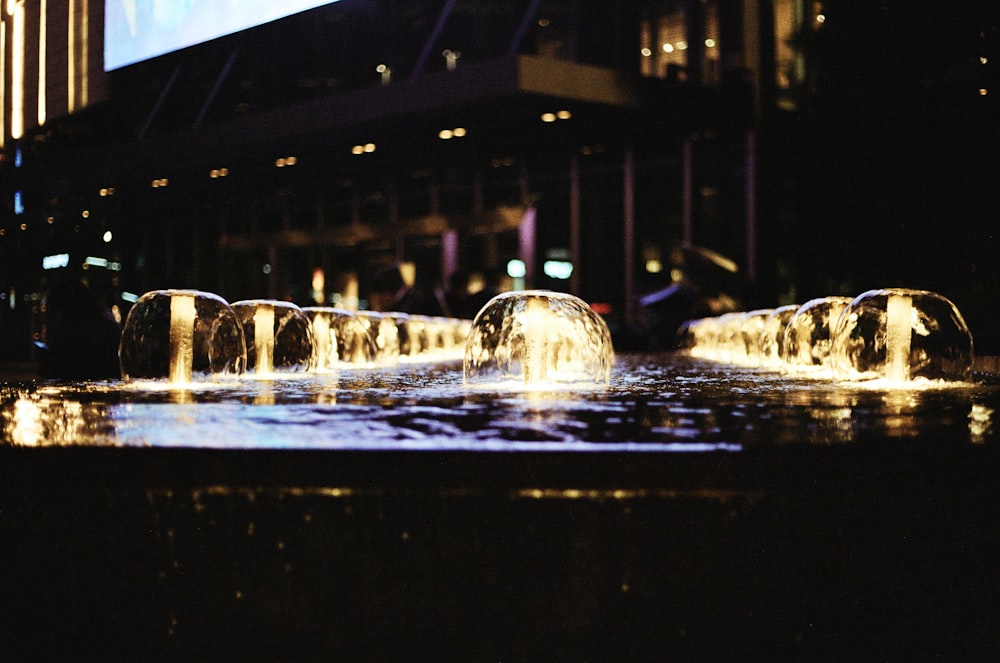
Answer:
[2,1,999,354]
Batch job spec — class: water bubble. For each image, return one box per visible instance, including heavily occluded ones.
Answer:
[232,300,314,376]
[119,289,246,383]
[830,288,974,384]
[463,290,614,388]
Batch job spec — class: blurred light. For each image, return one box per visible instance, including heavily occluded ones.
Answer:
[663,43,674,53]
[10,0,24,139]
[19,223,27,231]
[262,263,272,275]
[452,127,467,137]
[47,216,54,224]
[311,268,325,304]
[641,47,652,57]
[210,168,229,178]
[151,178,168,188]
[351,144,365,155]
[816,14,826,24]
[122,291,140,304]
[14,190,24,215]
[705,38,716,48]
[99,187,115,196]
[442,49,460,70]
[676,41,689,50]
[103,230,113,243]
[38,0,46,126]
[81,209,90,218]
[980,88,988,96]
[286,156,297,166]
[438,129,453,140]
[671,268,683,282]
[556,110,571,120]
[42,253,70,270]
[590,302,613,315]
[364,143,375,153]
[85,256,108,268]
[507,259,526,279]
[981,56,988,65]
[645,259,663,274]
[541,112,557,122]
[543,260,573,280]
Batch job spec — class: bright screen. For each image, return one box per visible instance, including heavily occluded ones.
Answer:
[104,0,340,71]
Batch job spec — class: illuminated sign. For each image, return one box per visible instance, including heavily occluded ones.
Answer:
[42,253,70,270]
[104,0,340,71]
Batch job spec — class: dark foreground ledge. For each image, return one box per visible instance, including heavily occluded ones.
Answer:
[3,443,1000,661]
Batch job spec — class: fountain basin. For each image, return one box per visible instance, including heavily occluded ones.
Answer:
[2,354,1000,659]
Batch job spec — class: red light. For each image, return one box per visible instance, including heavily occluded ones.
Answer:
[590,302,612,315]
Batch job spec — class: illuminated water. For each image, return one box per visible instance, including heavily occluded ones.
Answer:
[3,353,997,449]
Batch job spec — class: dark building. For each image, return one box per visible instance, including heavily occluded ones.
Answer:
[2,0,999,360]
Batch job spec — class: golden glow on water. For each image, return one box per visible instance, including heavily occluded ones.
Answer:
[970,404,994,443]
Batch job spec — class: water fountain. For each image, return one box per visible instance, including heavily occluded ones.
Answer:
[3,286,1000,660]
[830,288,974,384]
[232,299,315,375]
[463,290,614,388]
[302,306,378,370]
[118,289,246,383]
[783,296,854,375]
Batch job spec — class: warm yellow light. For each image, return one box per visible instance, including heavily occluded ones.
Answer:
[438,129,453,139]
[286,156,297,166]
[1,18,6,148]
[981,56,988,65]
[363,143,375,153]
[641,47,652,57]
[275,157,286,167]
[645,259,663,274]
[452,127,467,137]
[19,223,27,231]
[676,41,689,50]
[704,38,716,48]
[311,268,325,293]
[541,112,557,123]
[662,43,674,53]
[556,110,571,120]
[10,0,25,139]
[351,145,364,155]
[37,0,46,126]
[220,168,229,176]
[980,88,988,96]
[81,209,89,218]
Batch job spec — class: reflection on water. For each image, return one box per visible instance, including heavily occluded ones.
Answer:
[2,354,998,449]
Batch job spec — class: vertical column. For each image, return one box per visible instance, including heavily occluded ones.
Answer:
[623,144,636,326]
[569,153,581,295]
[682,137,694,247]
[886,294,912,383]
[745,130,757,282]
[254,304,275,375]
[168,293,196,384]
